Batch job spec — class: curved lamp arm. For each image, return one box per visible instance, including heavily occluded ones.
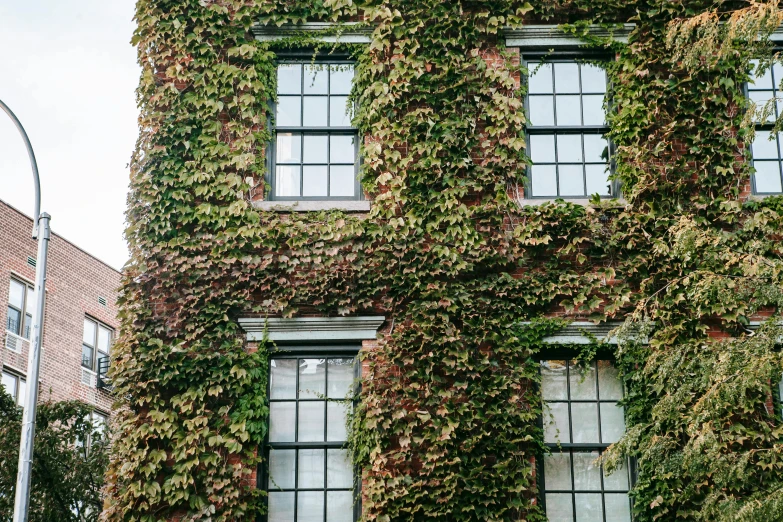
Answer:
[0,98,41,238]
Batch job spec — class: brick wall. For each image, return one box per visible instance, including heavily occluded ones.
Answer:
[0,198,121,416]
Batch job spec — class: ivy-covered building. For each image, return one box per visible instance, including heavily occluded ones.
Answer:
[105,2,783,522]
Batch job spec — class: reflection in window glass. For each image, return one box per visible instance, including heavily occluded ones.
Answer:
[2,370,26,407]
[541,360,631,521]
[7,279,34,339]
[526,60,612,198]
[749,59,783,194]
[267,355,357,522]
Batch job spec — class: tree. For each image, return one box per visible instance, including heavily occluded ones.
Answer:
[0,389,109,522]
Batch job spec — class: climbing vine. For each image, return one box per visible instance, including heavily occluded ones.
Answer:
[104,0,783,521]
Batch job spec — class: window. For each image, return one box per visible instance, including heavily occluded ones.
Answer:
[272,61,359,200]
[6,278,35,340]
[265,354,358,522]
[540,359,632,521]
[82,317,112,373]
[77,411,109,451]
[526,59,612,198]
[2,370,26,407]
[748,59,783,194]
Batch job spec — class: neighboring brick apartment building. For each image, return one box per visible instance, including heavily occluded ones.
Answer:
[1,198,120,423]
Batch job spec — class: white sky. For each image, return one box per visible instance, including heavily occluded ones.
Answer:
[0,1,139,270]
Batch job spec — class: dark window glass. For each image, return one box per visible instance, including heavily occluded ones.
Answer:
[540,360,632,521]
[749,59,783,194]
[273,63,359,200]
[266,356,357,522]
[526,60,612,198]
[82,317,113,372]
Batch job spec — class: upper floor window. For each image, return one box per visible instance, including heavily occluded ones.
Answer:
[265,354,357,522]
[82,317,112,373]
[2,369,26,408]
[526,59,612,198]
[272,61,360,201]
[541,359,632,521]
[7,278,34,340]
[748,59,783,194]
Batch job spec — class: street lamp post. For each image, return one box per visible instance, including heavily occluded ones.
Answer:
[0,98,52,522]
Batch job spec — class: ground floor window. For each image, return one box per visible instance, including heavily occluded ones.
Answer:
[540,359,632,521]
[265,353,358,522]
[1,369,26,407]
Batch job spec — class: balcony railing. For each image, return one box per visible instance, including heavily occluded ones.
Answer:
[97,356,112,391]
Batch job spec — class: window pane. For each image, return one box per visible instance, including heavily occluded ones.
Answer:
[82,344,94,369]
[541,360,568,400]
[556,96,582,126]
[23,314,32,339]
[600,403,625,443]
[330,65,354,95]
[2,372,16,399]
[303,166,329,197]
[749,90,775,123]
[752,131,779,158]
[582,95,605,126]
[7,307,21,335]
[585,165,611,197]
[544,402,570,443]
[572,451,602,491]
[329,166,356,197]
[574,493,602,522]
[327,401,349,441]
[750,60,774,89]
[598,361,623,400]
[583,134,608,163]
[544,452,572,490]
[531,165,557,197]
[269,402,296,442]
[268,491,296,522]
[603,461,630,491]
[328,359,354,398]
[299,359,326,398]
[298,491,325,522]
[17,378,26,407]
[277,97,301,127]
[326,491,354,522]
[276,166,301,197]
[299,448,325,488]
[569,361,597,400]
[329,96,352,127]
[276,133,302,163]
[554,63,580,93]
[303,97,329,127]
[570,403,599,443]
[528,95,555,126]
[83,319,96,346]
[268,449,296,490]
[278,64,302,95]
[545,493,574,522]
[24,288,35,316]
[298,401,325,442]
[327,449,353,488]
[604,493,632,522]
[558,165,585,197]
[528,63,553,94]
[556,135,583,163]
[530,134,556,164]
[581,65,606,93]
[330,135,355,164]
[754,161,783,193]
[271,359,297,400]
[303,135,329,163]
[9,280,25,309]
[98,327,111,354]
[304,64,328,94]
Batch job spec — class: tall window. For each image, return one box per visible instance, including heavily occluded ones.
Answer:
[526,59,612,198]
[540,359,632,521]
[272,61,359,200]
[2,370,26,407]
[82,317,112,373]
[265,354,357,522]
[7,278,34,340]
[748,59,783,194]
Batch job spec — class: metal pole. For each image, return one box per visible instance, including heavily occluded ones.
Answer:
[12,213,50,522]
[0,98,49,522]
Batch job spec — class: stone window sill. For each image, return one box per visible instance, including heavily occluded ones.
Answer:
[253,200,371,212]
[518,198,628,207]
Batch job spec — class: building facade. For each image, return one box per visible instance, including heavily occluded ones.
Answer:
[104,2,783,522]
[1,198,120,422]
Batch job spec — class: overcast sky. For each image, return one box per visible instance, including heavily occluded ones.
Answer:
[0,1,139,270]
